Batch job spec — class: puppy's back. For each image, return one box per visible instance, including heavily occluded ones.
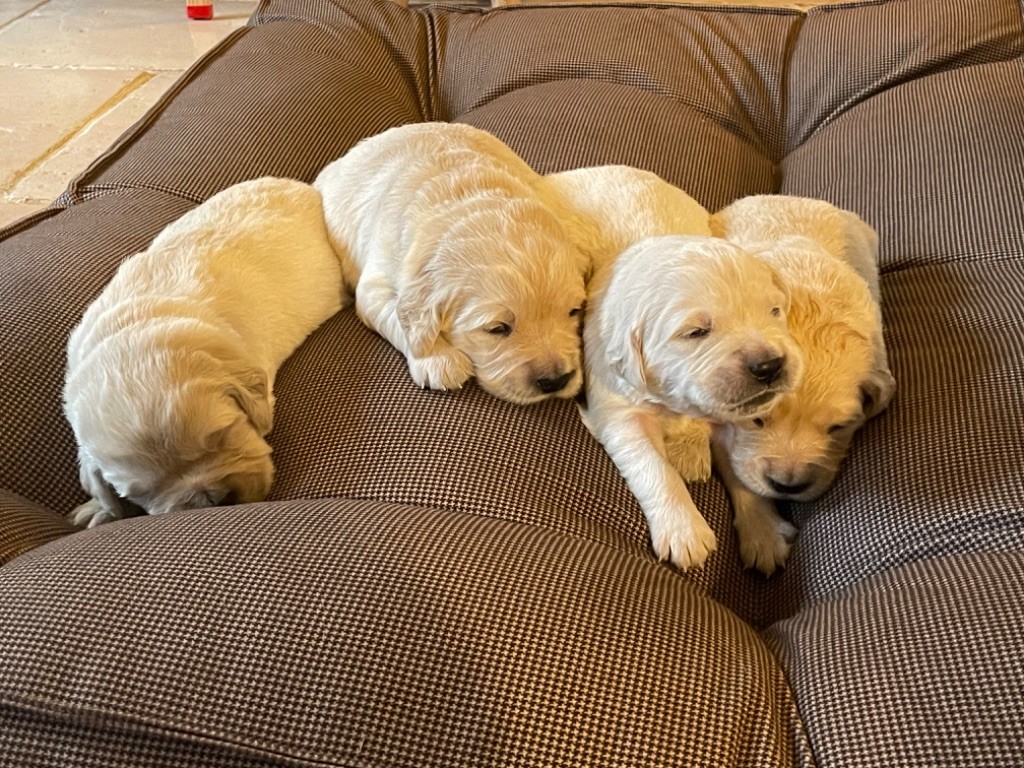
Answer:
[69,177,342,377]
[541,165,711,275]
[313,122,540,285]
[711,194,881,302]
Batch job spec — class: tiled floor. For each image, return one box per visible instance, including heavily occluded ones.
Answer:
[0,0,258,228]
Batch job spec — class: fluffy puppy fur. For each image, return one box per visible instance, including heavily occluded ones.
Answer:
[545,164,803,571]
[64,177,343,527]
[314,122,590,405]
[704,194,897,574]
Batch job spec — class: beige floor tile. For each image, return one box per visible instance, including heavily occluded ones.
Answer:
[0,200,46,229]
[0,0,258,69]
[10,71,183,202]
[0,66,146,193]
[0,0,47,29]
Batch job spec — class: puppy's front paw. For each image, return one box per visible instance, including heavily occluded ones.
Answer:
[735,502,798,576]
[663,418,713,482]
[648,506,718,571]
[408,348,474,391]
[71,499,122,529]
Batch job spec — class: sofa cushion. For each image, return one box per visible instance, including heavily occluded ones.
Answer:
[0,491,74,567]
[766,550,1024,767]
[0,498,809,767]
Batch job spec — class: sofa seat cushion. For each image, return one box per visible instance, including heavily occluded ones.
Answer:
[766,550,1024,767]
[0,498,808,767]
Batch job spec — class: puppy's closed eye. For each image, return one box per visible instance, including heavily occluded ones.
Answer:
[681,326,711,340]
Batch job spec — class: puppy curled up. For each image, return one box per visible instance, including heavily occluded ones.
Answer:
[545,165,803,570]
[314,122,590,405]
[695,194,896,575]
[64,177,343,527]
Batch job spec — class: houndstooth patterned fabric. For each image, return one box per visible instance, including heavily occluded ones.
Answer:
[766,550,1024,767]
[0,499,806,767]
[1,0,1022,765]
[0,491,75,567]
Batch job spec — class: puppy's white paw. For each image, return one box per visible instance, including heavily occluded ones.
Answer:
[71,500,122,529]
[663,418,712,482]
[648,506,718,571]
[408,347,474,391]
[735,503,798,576]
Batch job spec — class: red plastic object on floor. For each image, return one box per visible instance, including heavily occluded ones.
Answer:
[186,1,214,20]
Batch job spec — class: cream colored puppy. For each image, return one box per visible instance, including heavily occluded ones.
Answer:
[545,166,802,570]
[314,122,589,405]
[706,195,896,574]
[541,165,718,477]
[64,177,342,527]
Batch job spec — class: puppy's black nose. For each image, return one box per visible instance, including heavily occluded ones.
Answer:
[749,356,784,386]
[536,370,575,394]
[768,477,811,496]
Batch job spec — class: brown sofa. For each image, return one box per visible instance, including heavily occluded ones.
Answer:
[2,0,1022,765]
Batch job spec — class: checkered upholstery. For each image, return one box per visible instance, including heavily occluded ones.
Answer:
[1,0,1021,765]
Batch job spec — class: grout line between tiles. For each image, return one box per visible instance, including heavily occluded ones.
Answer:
[1,70,155,200]
[0,0,51,34]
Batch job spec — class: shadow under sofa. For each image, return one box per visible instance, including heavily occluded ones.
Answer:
[1,0,1023,765]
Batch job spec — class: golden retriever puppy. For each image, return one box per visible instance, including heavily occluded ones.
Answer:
[64,177,343,527]
[705,194,897,574]
[314,122,590,405]
[544,166,804,571]
[542,164,719,480]
[585,235,804,571]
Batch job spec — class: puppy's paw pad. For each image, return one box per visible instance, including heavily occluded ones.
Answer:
[71,500,121,529]
[738,518,797,576]
[408,349,473,391]
[651,516,717,571]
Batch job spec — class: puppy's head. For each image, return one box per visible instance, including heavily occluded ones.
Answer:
[397,200,589,405]
[68,346,275,522]
[715,257,896,502]
[599,235,803,421]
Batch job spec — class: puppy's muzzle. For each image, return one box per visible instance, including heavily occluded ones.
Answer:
[536,369,576,394]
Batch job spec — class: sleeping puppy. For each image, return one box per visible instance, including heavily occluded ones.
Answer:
[584,235,804,571]
[541,164,720,476]
[314,122,590,405]
[64,177,343,527]
[704,194,897,574]
[543,166,803,571]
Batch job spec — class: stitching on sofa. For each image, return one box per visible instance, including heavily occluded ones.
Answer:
[0,696,346,768]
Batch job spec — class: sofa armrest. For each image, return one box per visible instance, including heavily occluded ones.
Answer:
[0,490,76,566]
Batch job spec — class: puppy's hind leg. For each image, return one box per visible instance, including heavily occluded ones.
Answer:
[356,271,472,391]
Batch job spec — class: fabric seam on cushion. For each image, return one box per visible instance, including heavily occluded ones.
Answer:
[274,490,656,565]
[0,205,64,242]
[880,248,1024,277]
[789,49,1024,153]
[0,696,347,768]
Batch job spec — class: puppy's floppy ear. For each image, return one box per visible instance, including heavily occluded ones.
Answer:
[226,366,273,435]
[860,366,896,420]
[396,244,452,359]
[765,261,792,315]
[606,311,649,394]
